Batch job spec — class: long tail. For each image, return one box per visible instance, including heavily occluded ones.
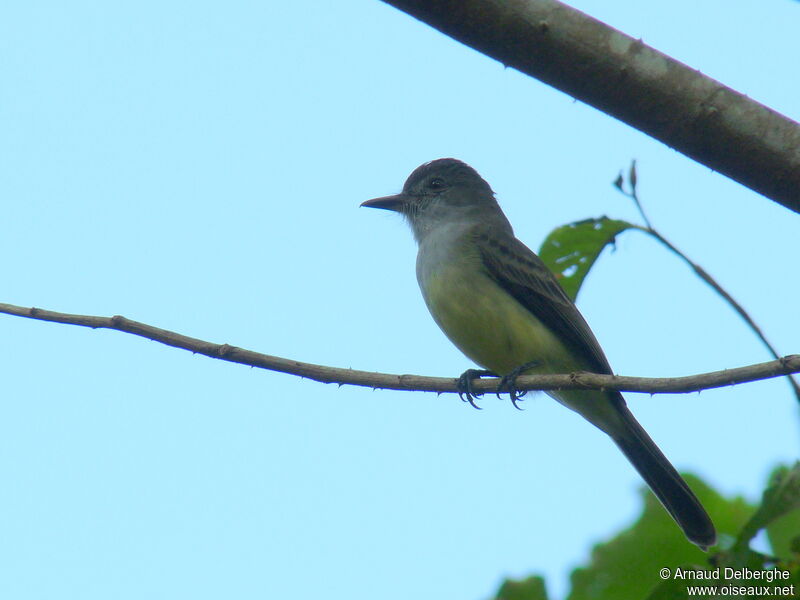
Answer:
[611,404,716,549]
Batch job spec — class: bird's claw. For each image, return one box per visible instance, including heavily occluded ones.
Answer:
[456,369,497,409]
[497,361,541,410]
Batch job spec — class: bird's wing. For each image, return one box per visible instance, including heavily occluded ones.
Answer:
[472,224,614,375]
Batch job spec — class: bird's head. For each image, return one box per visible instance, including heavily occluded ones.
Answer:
[362,158,507,242]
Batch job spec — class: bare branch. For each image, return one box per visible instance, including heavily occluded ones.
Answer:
[634,226,800,400]
[615,164,800,402]
[379,0,800,213]
[2,302,798,396]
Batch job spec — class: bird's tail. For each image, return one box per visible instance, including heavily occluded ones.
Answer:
[611,405,716,550]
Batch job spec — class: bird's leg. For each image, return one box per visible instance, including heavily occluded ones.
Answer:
[456,369,498,410]
[497,361,541,410]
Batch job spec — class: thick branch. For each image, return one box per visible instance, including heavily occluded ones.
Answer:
[380,0,800,213]
[1,302,798,396]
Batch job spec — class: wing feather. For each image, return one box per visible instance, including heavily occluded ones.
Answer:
[472,224,614,375]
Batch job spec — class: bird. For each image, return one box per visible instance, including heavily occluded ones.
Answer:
[361,158,716,549]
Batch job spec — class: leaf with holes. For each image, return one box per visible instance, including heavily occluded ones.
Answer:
[538,217,635,301]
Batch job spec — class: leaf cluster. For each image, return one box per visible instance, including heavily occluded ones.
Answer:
[493,464,800,600]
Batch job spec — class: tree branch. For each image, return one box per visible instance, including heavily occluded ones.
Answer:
[633,226,800,400]
[615,164,800,402]
[379,0,800,213]
[2,302,798,396]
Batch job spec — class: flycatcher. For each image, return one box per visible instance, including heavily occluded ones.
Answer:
[362,158,716,549]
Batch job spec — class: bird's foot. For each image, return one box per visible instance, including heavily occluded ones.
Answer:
[497,361,541,410]
[456,369,498,409]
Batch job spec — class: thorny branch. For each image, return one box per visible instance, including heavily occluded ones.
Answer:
[1,302,797,398]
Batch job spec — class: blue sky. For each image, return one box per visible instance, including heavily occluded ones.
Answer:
[1,1,798,599]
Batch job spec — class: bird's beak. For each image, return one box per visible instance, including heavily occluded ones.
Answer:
[361,193,409,212]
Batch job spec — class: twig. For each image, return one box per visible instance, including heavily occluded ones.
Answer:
[616,164,800,402]
[1,302,798,396]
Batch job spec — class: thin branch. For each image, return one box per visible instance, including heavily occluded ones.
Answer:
[626,160,653,230]
[380,0,800,213]
[2,302,798,396]
[616,164,800,402]
[639,226,800,402]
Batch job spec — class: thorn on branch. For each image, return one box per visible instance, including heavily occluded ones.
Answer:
[0,302,798,397]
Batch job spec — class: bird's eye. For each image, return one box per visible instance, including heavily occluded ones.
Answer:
[428,177,445,190]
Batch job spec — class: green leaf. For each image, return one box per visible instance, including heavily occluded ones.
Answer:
[737,463,800,553]
[768,507,800,561]
[490,471,800,600]
[493,575,549,600]
[566,474,753,600]
[538,218,635,301]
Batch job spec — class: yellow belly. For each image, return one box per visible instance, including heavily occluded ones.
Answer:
[421,264,579,376]
[420,258,626,435]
